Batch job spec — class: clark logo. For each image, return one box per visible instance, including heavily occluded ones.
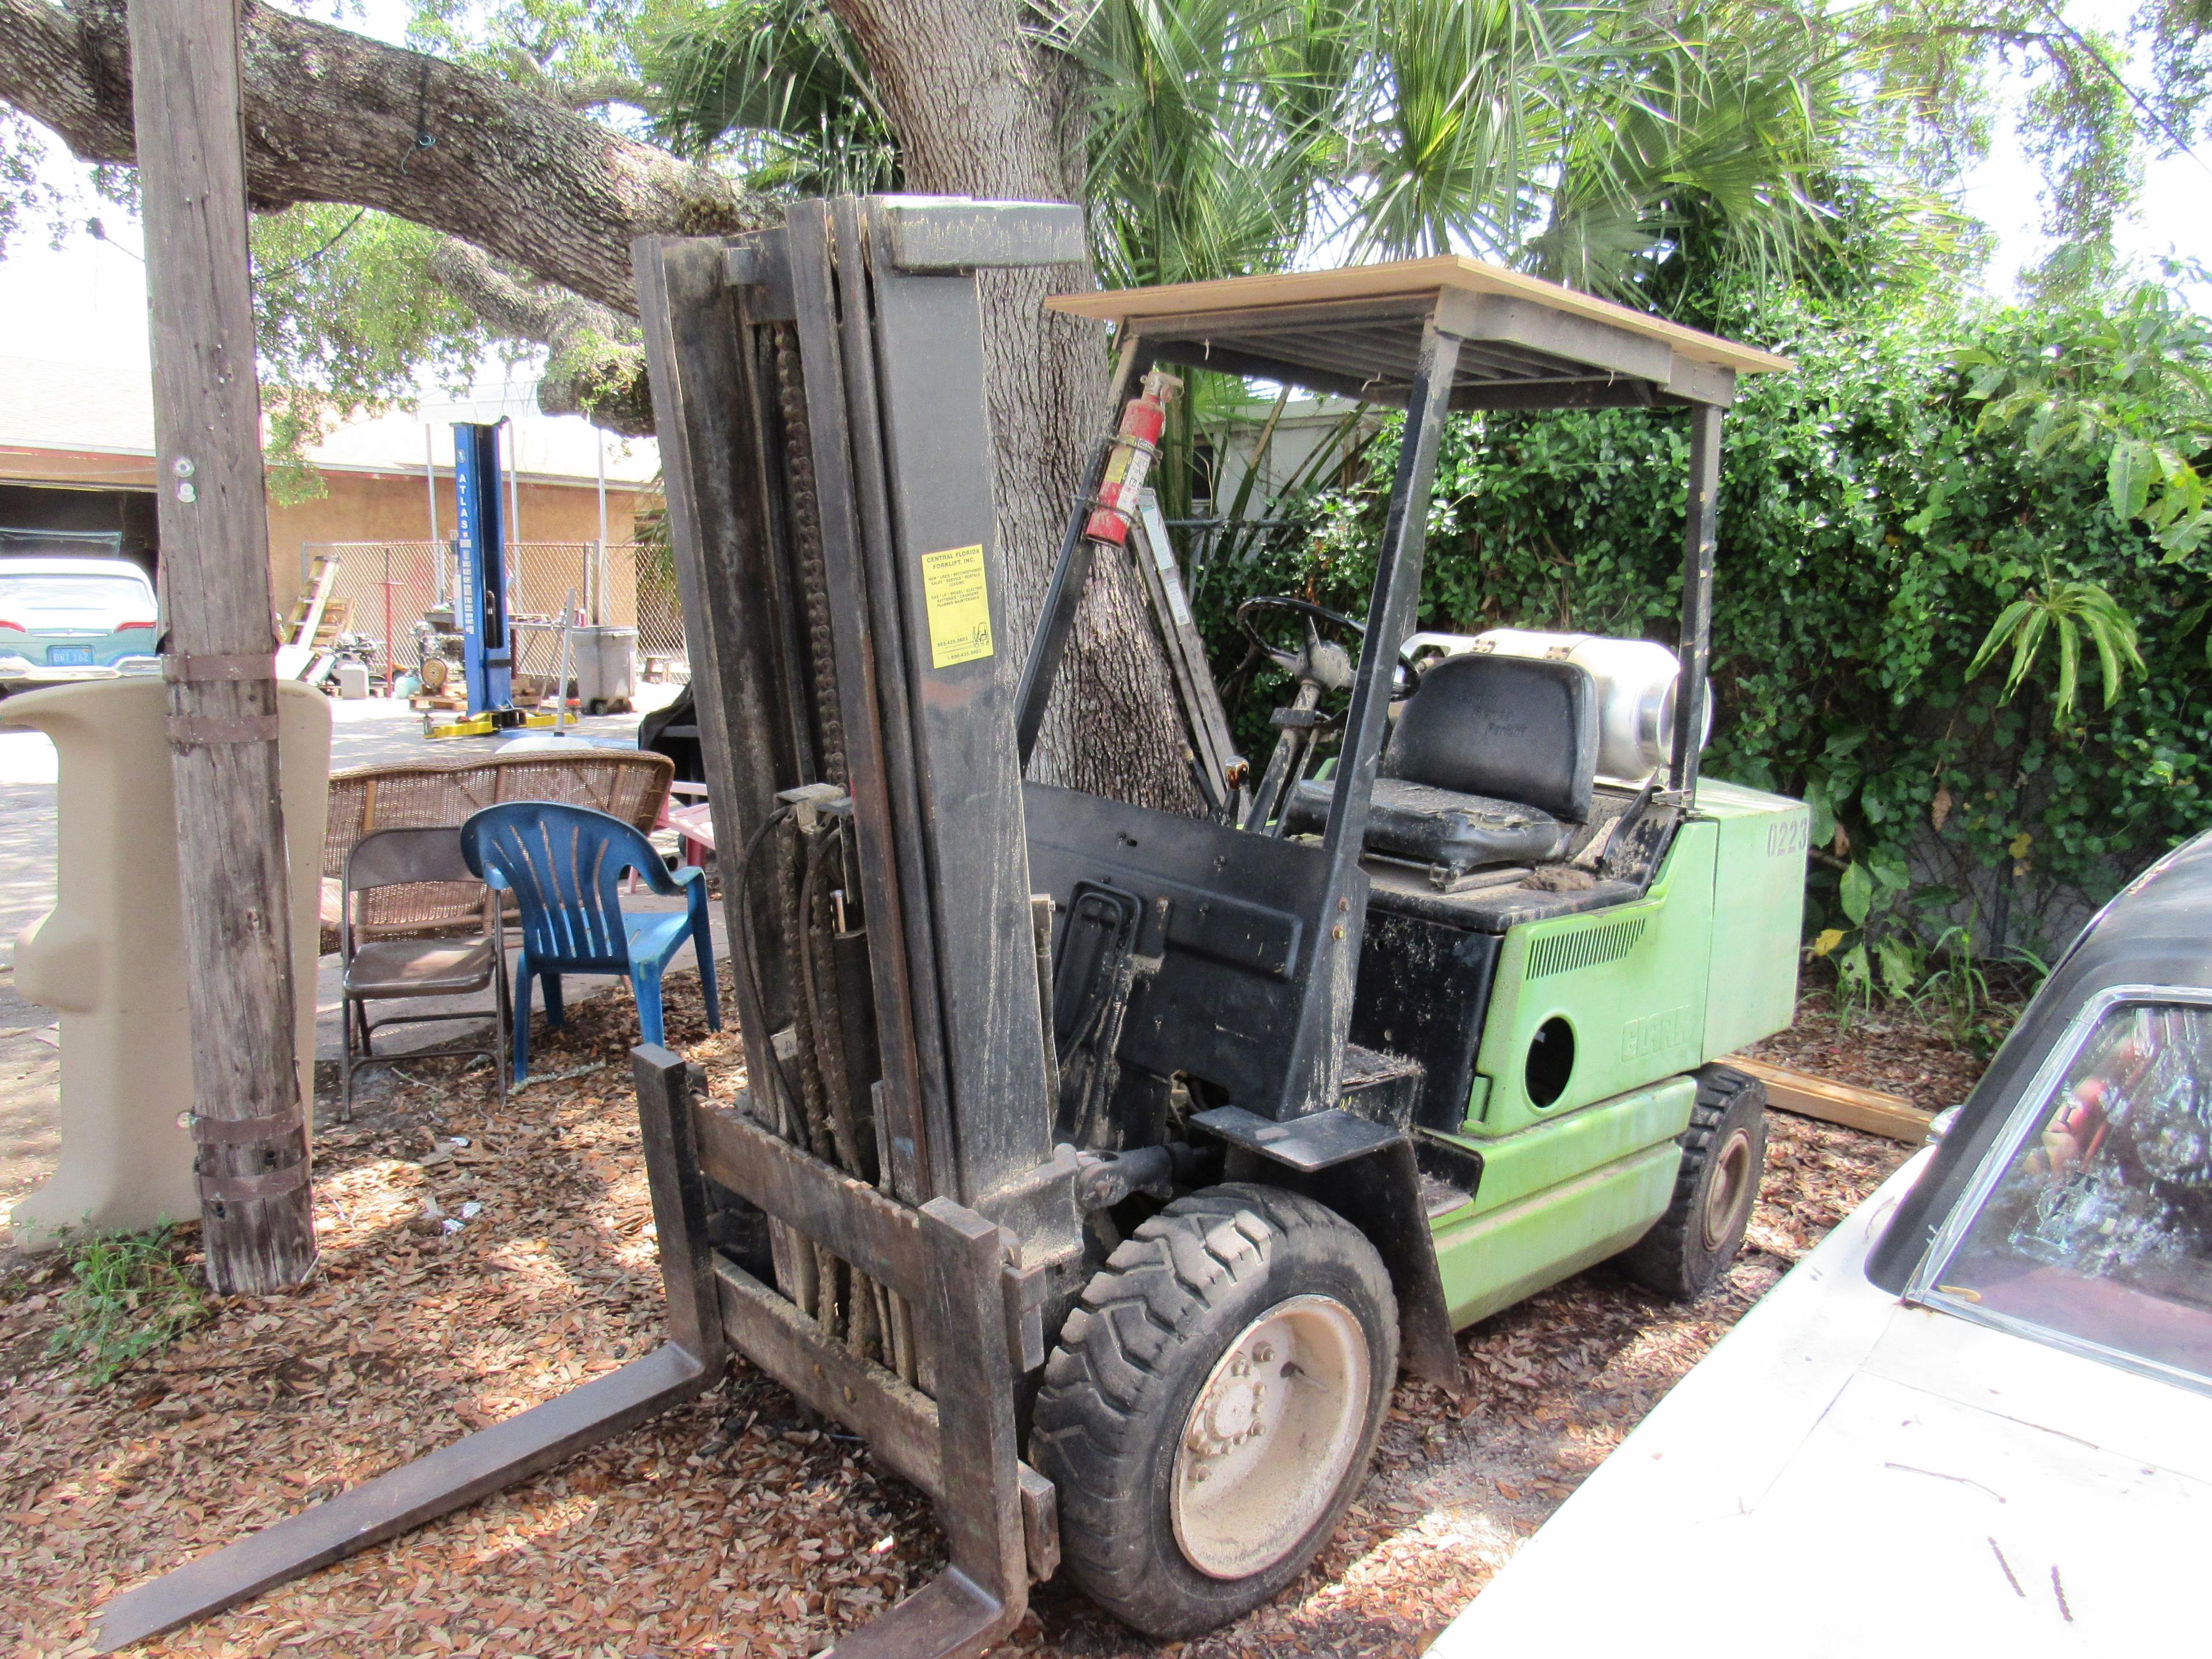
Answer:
[1622,1004,1694,1062]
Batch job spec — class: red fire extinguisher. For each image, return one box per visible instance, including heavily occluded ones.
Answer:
[1084,369,1182,546]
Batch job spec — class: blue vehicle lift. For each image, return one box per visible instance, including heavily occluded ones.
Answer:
[432,421,554,737]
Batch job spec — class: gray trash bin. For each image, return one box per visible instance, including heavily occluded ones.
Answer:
[570,626,637,713]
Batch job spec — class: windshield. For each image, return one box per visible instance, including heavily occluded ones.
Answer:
[0,573,156,625]
[1922,998,2212,1384]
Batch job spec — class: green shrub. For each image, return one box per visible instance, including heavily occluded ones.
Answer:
[45,1225,205,1387]
[1194,282,2212,957]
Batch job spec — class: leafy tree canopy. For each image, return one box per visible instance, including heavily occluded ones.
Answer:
[1189,256,2212,965]
[4,0,2210,482]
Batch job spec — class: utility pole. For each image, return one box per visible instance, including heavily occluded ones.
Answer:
[130,0,316,1291]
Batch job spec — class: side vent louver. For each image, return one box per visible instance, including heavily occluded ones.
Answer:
[1527,916,1647,980]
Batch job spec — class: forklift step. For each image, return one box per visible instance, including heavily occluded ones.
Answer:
[1191,1103,1401,1171]
[1419,1172,1476,1220]
[1339,1041,1424,1127]
[1340,1042,1422,1090]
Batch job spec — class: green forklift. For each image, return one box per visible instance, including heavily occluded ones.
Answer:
[95,203,1809,1657]
[1021,257,1806,1636]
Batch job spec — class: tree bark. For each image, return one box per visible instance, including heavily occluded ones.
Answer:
[426,237,654,433]
[1,0,772,311]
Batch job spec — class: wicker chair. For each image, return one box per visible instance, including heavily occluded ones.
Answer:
[319,750,676,952]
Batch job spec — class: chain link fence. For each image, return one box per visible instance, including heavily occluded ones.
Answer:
[505,541,592,691]
[300,541,682,691]
[631,546,688,684]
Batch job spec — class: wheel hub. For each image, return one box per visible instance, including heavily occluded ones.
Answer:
[1170,1294,1369,1581]
[1188,1346,1277,1457]
[1702,1125,1756,1252]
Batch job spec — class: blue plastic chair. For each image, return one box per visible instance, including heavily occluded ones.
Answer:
[460,801,721,1083]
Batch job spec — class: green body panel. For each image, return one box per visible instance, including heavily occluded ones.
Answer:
[1427,1076,1696,1327]
[1408,777,1810,1334]
[1694,779,1811,1058]
[1465,819,1718,1136]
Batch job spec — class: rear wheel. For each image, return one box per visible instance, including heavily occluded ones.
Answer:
[1617,1065,1767,1300]
[1031,1184,1396,1639]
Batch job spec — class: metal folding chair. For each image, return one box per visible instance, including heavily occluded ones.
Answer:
[338,826,508,1119]
[459,802,721,1084]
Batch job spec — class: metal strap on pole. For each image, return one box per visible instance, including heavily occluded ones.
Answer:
[164,650,273,682]
[166,713,281,746]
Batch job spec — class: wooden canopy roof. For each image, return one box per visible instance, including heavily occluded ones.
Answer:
[1047,256,1793,411]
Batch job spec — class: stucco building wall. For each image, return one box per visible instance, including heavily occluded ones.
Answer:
[0,449,647,611]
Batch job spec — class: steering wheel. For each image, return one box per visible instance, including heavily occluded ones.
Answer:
[1235,596,1365,694]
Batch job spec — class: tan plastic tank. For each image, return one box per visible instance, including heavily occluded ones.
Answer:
[5,677,330,1244]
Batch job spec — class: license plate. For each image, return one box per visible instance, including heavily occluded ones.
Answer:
[46,647,93,666]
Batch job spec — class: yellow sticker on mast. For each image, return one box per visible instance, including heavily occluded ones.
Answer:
[921,544,994,668]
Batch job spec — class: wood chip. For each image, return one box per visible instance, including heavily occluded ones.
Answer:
[1,968,1938,1657]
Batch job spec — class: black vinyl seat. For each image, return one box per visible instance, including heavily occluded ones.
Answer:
[1283,653,1600,876]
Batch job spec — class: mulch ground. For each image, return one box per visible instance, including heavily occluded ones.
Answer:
[1743,960,2031,1112]
[0,972,1976,1659]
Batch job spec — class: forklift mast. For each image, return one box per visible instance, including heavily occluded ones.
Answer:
[450,420,512,717]
[630,196,1100,1652]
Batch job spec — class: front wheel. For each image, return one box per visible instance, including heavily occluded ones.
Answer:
[1031,1184,1397,1639]
[1617,1064,1767,1300]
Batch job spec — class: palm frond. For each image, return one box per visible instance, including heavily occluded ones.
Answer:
[1968,566,2145,726]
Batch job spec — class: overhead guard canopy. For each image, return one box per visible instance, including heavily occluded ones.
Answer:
[1047,255,1793,411]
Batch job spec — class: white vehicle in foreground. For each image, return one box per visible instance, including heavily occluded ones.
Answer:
[1430,828,2212,1658]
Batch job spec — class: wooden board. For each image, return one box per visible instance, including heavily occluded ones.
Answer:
[1128,494,1241,809]
[1046,255,1793,375]
[1725,1055,1934,1145]
[289,553,339,645]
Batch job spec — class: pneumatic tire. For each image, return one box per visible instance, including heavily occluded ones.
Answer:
[1617,1063,1767,1300]
[1030,1183,1397,1639]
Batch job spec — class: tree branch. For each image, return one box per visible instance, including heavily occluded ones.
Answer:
[552,72,651,111]
[427,236,654,433]
[0,0,774,315]
[486,44,648,113]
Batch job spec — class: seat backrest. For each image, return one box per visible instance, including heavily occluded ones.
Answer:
[343,825,487,943]
[1382,652,1599,823]
[346,825,480,892]
[460,801,665,971]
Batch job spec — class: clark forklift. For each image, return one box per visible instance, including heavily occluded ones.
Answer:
[96,200,1807,1655]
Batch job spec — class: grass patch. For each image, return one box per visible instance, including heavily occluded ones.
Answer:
[46,1225,204,1387]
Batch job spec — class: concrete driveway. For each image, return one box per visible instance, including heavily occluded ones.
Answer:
[0,691,722,1224]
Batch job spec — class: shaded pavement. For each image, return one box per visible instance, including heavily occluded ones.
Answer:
[0,690,719,1231]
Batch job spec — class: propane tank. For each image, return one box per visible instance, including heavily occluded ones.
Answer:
[1084,369,1182,546]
